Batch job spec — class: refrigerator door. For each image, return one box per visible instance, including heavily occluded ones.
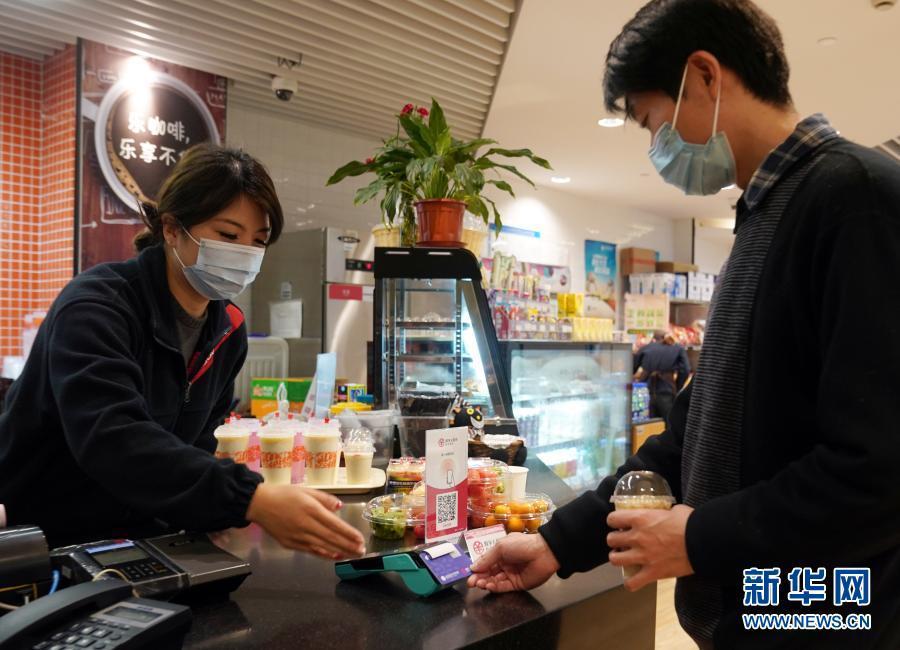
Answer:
[325,227,376,286]
[251,229,325,336]
[325,283,374,385]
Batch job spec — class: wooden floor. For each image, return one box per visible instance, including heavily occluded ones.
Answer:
[655,579,697,650]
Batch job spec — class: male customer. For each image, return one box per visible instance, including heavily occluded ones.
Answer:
[469,1,900,647]
[634,330,691,420]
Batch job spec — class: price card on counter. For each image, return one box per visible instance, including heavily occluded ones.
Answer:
[425,427,469,543]
[463,525,507,562]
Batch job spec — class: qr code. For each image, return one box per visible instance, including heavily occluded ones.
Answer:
[436,492,458,531]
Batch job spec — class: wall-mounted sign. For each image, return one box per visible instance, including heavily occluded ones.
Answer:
[585,239,617,310]
[78,40,226,271]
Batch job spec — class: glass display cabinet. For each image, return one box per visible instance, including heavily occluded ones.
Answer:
[373,248,516,455]
[499,341,632,493]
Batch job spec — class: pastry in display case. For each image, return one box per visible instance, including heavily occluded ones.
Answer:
[373,247,517,457]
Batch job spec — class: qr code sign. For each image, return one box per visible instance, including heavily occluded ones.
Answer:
[436,491,458,531]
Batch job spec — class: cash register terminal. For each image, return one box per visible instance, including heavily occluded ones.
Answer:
[50,532,250,601]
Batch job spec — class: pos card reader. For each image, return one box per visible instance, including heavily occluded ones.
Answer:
[335,542,472,597]
[50,532,250,601]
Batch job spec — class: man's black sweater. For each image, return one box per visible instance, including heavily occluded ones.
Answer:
[540,140,900,648]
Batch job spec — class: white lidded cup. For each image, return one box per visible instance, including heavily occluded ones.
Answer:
[258,419,297,485]
[304,418,342,485]
[503,466,529,502]
[343,428,375,485]
[609,471,675,580]
[213,415,251,464]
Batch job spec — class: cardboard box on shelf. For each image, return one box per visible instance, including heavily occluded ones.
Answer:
[685,272,716,303]
[250,377,312,418]
[673,274,687,300]
[337,383,366,403]
[656,261,699,274]
[620,247,658,276]
[628,274,645,295]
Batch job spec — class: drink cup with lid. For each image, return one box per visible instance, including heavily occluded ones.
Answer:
[609,470,675,579]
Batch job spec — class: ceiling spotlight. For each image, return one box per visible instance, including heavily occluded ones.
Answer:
[817,36,838,47]
[551,176,571,184]
[598,118,625,128]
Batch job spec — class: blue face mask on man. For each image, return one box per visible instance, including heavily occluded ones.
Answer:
[648,64,736,196]
[171,226,265,301]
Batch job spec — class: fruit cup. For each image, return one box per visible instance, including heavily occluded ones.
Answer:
[467,457,508,512]
[468,492,555,535]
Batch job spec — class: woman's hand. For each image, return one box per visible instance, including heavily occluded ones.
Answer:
[467,533,561,592]
[246,483,366,560]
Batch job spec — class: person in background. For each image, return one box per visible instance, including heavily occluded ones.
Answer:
[468,1,900,648]
[633,330,691,420]
[0,143,366,561]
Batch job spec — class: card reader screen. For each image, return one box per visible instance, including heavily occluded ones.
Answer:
[105,605,162,623]
[92,547,150,567]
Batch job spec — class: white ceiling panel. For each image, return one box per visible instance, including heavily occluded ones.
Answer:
[0,0,518,140]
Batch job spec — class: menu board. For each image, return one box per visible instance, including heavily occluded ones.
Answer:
[624,293,669,332]
[77,39,226,271]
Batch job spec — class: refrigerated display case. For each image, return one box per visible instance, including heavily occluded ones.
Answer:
[499,341,632,493]
[373,247,516,455]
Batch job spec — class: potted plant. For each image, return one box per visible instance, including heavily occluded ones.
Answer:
[327,99,551,247]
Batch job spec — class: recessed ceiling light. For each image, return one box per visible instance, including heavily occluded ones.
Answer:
[817,36,838,47]
[598,118,625,128]
[551,176,571,184]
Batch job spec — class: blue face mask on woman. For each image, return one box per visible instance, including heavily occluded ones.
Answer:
[648,64,736,196]
[171,227,265,301]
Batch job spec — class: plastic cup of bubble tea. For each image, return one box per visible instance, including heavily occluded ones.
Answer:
[609,471,675,580]
[304,419,342,485]
[258,425,296,485]
[213,417,251,464]
[343,428,375,485]
[503,466,529,502]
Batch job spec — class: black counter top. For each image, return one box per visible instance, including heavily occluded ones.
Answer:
[183,459,656,649]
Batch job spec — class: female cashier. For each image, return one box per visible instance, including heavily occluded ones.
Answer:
[0,144,365,560]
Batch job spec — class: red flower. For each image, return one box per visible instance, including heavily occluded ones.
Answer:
[365,157,374,165]
[401,103,414,115]
[417,107,429,118]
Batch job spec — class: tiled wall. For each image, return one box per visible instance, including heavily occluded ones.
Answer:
[37,47,76,312]
[0,47,76,359]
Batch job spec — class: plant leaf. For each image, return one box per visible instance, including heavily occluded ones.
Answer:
[449,138,497,161]
[354,178,386,205]
[465,195,490,224]
[476,159,537,188]
[453,162,482,196]
[327,160,371,185]
[486,179,515,197]
[484,196,502,234]
[399,113,434,154]
[484,147,552,169]
[428,98,449,151]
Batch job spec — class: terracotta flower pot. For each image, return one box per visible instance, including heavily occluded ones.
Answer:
[415,199,465,247]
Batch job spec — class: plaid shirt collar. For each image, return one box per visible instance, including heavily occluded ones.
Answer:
[736,114,840,228]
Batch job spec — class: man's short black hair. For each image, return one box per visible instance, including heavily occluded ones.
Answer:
[603,0,792,116]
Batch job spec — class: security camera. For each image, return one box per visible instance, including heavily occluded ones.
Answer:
[271,76,298,101]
